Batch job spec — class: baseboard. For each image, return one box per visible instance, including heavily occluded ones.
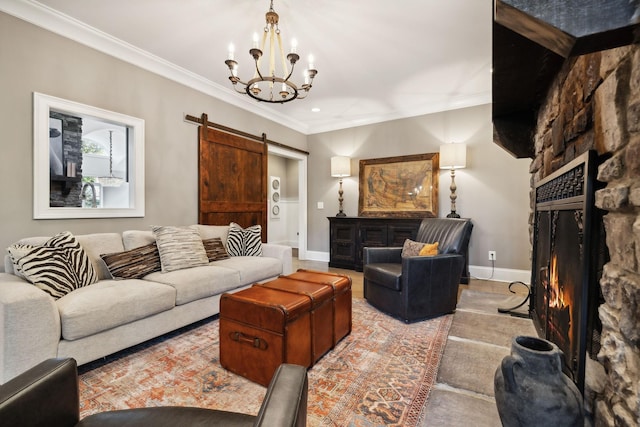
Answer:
[304,250,330,262]
[469,266,531,284]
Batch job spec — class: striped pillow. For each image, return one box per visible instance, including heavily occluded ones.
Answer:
[101,242,162,279]
[14,231,99,299]
[152,225,209,273]
[227,222,262,257]
[6,243,33,279]
[202,237,229,262]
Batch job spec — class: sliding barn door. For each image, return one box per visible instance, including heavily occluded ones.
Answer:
[198,121,268,241]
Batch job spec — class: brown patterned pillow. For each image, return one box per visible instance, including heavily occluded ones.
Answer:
[401,239,426,257]
[100,243,161,279]
[202,238,229,262]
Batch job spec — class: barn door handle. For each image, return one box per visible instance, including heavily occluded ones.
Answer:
[230,331,268,350]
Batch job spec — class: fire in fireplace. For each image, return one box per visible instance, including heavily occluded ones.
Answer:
[544,255,572,359]
[530,150,604,393]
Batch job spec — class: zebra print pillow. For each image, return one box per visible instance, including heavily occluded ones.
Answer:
[15,231,99,299]
[226,222,262,257]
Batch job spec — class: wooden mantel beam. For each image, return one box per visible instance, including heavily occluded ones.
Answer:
[495,0,640,58]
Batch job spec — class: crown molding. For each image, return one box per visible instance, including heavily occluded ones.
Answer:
[0,0,311,134]
[306,92,492,134]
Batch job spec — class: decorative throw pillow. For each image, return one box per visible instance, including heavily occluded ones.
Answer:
[100,242,162,279]
[6,243,33,279]
[202,237,230,262]
[419,242,439,256]
[401,239,426,257]
[226,222,263,257]
[18,246,79,298]
[151,225,209,273]
[13,231,99,299]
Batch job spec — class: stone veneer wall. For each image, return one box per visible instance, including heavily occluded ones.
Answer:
[49,112,83,207]
[529,44,639,426]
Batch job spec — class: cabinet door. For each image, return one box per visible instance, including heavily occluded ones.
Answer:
[388,223,420,246]
[329,220,357,268]
[356,222,388,270]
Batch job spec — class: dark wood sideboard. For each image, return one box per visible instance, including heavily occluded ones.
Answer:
[328,217,421,272]
[328,216,470,284]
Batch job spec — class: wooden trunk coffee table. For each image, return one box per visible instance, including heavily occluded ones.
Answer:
[219,269,352,385]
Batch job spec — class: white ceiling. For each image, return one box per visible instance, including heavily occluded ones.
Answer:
[3,0,493,135]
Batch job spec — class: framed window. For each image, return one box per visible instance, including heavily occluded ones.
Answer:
[33,92,145,219]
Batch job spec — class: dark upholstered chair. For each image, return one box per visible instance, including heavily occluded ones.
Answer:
[0,358,307,427]
[363,218,473,323]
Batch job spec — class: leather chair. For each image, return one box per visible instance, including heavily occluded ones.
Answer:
[0,358,307,427]
[363,218,473,323]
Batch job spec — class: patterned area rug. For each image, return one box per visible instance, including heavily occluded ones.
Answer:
[79,299,452,426]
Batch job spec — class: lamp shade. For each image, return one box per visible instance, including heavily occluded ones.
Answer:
[439,143,467,169]
[331,156,351,177]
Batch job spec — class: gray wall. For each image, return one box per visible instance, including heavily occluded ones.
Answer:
[1,11,531,274]
[0,12,306,261]
[307,105,532,271]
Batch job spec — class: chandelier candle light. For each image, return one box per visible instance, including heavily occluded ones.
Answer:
[439,143,467,218]
[225,0,318,103]
[331,156,351,217]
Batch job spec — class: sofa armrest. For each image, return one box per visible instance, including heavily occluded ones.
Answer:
[363,247,402,265]
[262,244,293,275]
[0,358,79,426]
[254,363,308,427]
[0,274,61,384]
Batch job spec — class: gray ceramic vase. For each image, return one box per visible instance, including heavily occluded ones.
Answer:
[494,336,583,427]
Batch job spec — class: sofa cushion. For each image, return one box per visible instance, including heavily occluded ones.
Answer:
[143,265,242,305]
[195,224,229,241]
[364,263,403,291]
[100,243,162,279]
[56,279,176,341]
[12,232,99,299]
[202,238,229,262]
[122,230,155,250]
[226,223,262,257]
[152,226,209,273]
[75,233,125,280]
[213,256,283,284]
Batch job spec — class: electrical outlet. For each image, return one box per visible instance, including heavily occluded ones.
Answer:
[488,251,496,261]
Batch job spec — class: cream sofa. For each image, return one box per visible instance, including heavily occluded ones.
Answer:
[0,225,292,384]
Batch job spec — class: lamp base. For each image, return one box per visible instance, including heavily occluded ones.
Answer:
[336,212,347,217]
[446,211,461,218]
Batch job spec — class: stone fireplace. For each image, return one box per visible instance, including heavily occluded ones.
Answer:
[529,42,639,427]
[492,1,639,425]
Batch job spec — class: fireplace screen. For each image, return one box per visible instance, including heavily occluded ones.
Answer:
[530,150,602,393]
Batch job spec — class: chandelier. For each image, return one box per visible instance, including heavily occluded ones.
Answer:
[98,130,124,187]
[224,0,318,103]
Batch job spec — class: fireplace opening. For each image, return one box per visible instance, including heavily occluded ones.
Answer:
[530,150,606,393]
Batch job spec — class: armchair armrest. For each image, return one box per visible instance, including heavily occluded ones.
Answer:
[254,363,308,427]
[0,358,79,427]
[401,254,464,318]
[363,247,402,265]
